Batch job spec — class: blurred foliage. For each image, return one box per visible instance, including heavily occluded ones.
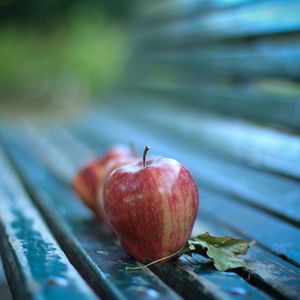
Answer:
[0,0,132,24]
[0,0,132,109]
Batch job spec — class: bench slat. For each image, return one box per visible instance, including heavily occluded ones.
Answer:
[136,0,256,27]
[200,188,300,266]
[17,126,272,300]
[20,123,94,184]
[0,147,98,300]
[137,40,300,79]
[1,133,182,300]
[116,99,300,179]
[137,0,300,44]
[130,82,300,130]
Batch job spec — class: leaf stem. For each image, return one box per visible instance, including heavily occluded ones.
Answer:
[125,247,184,271]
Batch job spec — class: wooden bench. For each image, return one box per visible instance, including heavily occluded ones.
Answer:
[1,0,300,299]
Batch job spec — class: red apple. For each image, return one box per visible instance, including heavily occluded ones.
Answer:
[104,146,199,261]
[73,145,136,219]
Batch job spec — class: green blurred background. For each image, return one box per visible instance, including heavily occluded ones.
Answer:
[0,0,132,116]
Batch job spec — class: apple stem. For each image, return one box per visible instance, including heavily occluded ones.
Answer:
[143,145,151,168]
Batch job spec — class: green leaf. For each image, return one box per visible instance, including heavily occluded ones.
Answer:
[184,232,253,271]
[125,232,254,272]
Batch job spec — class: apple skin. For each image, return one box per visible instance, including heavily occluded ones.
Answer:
[73,146,135,219]
[104,157,199,261]
[95,156,136,220]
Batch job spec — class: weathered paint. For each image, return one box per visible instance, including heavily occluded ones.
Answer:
[0,148,98,300]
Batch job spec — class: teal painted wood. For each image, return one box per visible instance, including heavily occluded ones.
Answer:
[131,82,300,130]
[137,39,300,78]
[27,124,96,173]
[16,127,273,300]
[0,148,98,300]
[137,0,255,25]
[137,0,300,44]
[0,259,11,300]
[20,123,78,183]
[49,127,96,165]
[72,113,300,299]
[77,108,300,227]
[199,188,300,266]
[112,99,300,180]
[19,123,95,184]
[148,257,270,300]
[193,216,300,300]
[1,133,183,300]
